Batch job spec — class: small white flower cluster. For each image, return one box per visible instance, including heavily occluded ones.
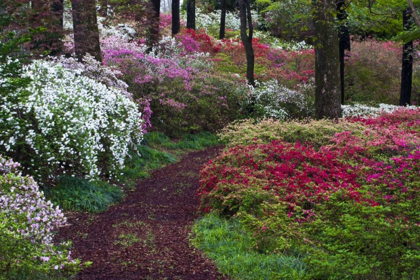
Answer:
[248,79,314,119]
[0,59,143,182]
[182,8,242,31]
[0,154,77,268]
[341,103,418,118]
[98,16,137,40]
[53,54,132,99]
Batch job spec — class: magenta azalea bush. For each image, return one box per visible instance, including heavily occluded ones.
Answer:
[0,155,82,278]
[102,35,248,136]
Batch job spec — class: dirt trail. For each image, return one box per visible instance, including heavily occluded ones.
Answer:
[57,146,227,280]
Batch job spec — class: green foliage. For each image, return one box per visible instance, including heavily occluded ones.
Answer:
[265,0,313,43]
[0,216,79,280]
[0,156,83,279]
[303,187,420,280]
[45,176,125,213]
[218,118,365,149]
[191,213,308,280]
[345,39,403,105]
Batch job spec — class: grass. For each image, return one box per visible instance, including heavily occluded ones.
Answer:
[44,176,125,213]
[191,213,307,280]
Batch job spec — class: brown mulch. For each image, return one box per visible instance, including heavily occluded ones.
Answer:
[57,146,228,280]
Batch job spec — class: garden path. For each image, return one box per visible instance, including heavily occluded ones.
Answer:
[57,146,227,280]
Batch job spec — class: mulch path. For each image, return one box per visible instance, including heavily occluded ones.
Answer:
[57,146,228,280]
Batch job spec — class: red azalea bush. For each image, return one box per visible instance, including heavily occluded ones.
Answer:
[199,140,361,219]
[215,37,314,85]
[199,109,420,278]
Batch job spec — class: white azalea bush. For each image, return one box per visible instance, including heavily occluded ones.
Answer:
[342,103,419,118]
[0,155,81,278]
[246,79,314,120]
[0,58,143,184]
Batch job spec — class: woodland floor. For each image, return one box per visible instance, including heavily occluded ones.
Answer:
[57,146,228,280]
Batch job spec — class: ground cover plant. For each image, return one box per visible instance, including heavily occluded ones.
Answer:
[196,108,420,279]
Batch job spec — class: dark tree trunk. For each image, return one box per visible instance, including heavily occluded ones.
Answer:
[49,0,64,56]
[219,0,226,39]
[313,0,341,119]
[172,0,180,35]
[147,0,160,46]
[400,8,413,106]
[240,0,255,86]
[99,0,108,17]
[336,0,350,105]
[71,0,102,62]
[187,0,195,30]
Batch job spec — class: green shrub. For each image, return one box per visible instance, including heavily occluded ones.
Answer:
[218,118,365,149]
[303,187,420,280]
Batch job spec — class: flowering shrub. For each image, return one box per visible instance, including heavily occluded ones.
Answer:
[342,103,418,118]
[103,36,248,136]
[247,79,314,119]
[345,39,404,104]
[0,155,81,278]
[199,140,361,219]
[0,58,143,183]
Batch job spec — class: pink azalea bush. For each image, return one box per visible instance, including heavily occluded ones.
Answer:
[0,155,82,278]
[102,35,248,136]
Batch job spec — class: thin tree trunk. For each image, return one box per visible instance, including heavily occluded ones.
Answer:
[336,0,350,105]
[71,0,102,62]
[313,0,341,119]
[147,0,160,46]
[187,0,195,30]
[240,0,255,87]
[407,0,420,29]
[49,0,64,56]
[400,8,413,106]
[219,0,226,39]
[172,0,180,35]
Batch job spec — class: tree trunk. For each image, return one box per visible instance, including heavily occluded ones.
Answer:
[147,0,160,46]
[187,0,195,30]
[219,0,226,39]
[400,8,413,106]
[71,0,102,62]
[49,0,64,56]
[172,0,180,35]
[240,0,255,86]
[313,0,341,119]
[336,0,350,105]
